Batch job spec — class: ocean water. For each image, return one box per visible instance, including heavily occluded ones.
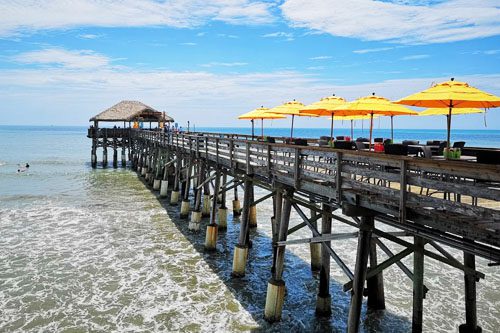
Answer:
[0,125,499,332]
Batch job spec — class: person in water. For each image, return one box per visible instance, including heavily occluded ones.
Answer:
[25,163,29,168]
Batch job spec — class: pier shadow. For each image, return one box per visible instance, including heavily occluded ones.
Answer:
[134,170,412,332]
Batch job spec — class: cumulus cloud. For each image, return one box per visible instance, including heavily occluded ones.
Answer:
[13,48,110,69]
[281,0,500,44]
[0,0,275,37]
[309,56,332,60]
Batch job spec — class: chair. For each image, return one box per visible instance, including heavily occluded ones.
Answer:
[374,137,384,143]
[383,139,392,146]
[477,150,500,164]
[267,136,275,143]
[336,136,346,141]
[436,142,447,156]
[402,140,419,145]
[452,141,465,149]
[355,141,366,151]
[384,144,408,155]
[294,138,308,146]
[356,137,369,142]
[419,146,432,158]
[318,139,329,147]
[320,136,330,141]
[334,141,354,150]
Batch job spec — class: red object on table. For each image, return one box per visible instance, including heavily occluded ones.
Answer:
[374,143,384,152]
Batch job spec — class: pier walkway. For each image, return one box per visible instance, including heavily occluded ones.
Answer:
[89,127,499,333]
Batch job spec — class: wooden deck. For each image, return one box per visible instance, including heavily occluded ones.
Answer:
[89,127,500,332]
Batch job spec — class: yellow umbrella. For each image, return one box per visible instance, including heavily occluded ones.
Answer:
[419,107,485,116]
[396,78,500,149]
[238,107,285,138]
[299,94,347,142]
[333,93,417,148]
[270,100,317,139]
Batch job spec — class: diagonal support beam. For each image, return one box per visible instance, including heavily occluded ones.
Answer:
[292,202,354,280]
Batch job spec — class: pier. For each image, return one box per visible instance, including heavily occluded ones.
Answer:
[89,126,499,333]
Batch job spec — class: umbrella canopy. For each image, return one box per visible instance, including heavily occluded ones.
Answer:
[333,93,417,148]
[299,95,347,142]
[270,100,317,139]
[238,107,285,138]
[396,78,500,149]
[419,107,486,116]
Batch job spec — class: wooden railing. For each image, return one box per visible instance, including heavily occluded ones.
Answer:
[132,129,500,258]
[87,128,131,139]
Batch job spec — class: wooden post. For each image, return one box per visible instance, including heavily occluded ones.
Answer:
[232,178,242,217]
[264,188,293,322]
[270,187,282,275]
[113,146,118,168]
[218,172,228,230]
[232,177,253,277]
[309,196,321,272]
[170,158,180,205]
[367,237,385,310]
[180,157,192,219]
[412,236,425,333]
[202,169,211,217]
[249,183,257,228]
[347,215,374,333]
[205,168,220,251]
[121,148,126,167]
[459,252,482,333]
[102,137,108,168]
[316,203,332,316]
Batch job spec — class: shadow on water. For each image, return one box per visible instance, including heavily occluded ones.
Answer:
[110,166,412,332]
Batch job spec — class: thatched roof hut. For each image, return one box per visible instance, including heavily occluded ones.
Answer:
[90,100,174,123]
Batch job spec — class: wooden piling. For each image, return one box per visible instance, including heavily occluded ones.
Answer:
[218,172,228,230]
[412,236,425,333]
[310,196,322,273]
[459,251,482,333]
[347,215,374,333]
[367,235,385,310]
[205,168,220,251]
[264,188,293,322]
[316,203,332,316]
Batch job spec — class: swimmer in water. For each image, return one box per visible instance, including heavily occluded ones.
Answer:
[25,163,29,168]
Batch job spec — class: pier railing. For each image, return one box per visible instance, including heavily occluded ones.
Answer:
[132,129,500,260]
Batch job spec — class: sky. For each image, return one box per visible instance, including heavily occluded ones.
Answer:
[0,0,499,129]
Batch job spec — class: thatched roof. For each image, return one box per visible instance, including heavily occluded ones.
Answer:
[90,100,174,122]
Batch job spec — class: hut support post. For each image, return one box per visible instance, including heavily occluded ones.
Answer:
[348,215,374,333]
[205,168,220,251]
[412,236,425,333]
[316,203,332,316]
[121,147,126,167]
[264,188,293,322]
[459,252,481,333]
[112,145,118,168]
[218,172,228,230]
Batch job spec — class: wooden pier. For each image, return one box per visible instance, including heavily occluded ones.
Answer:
[89,127,499,333]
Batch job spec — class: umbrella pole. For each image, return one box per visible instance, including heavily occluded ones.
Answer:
[447,105,452,151]
[290,115,295,141]
[369,113,374,150]
[391,115,394,142]
[330,113,334,143]
[350,120,354,140]
[261,119,264,138]
[251,119,254,139]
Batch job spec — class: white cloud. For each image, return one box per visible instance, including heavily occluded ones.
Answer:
[13,48,110,69]
[180,42,197,46]
[78,33,103,39]
[281,0,500,44]
[217,33,239,38]
[200,62,248,67]
[1,59,499,127]
[353,47,395,54]
[401,54,430,60]
[262,31,294,38]
[306,66,325,70]
[196,32,206,37]
[0,0,275,37]
[309,56,332,60]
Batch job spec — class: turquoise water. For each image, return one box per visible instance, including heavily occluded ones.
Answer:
[0,126,499,332]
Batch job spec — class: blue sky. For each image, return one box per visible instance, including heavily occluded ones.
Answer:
[0,0,499,129]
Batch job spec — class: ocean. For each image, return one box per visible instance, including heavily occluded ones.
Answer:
[0,125,499,332]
